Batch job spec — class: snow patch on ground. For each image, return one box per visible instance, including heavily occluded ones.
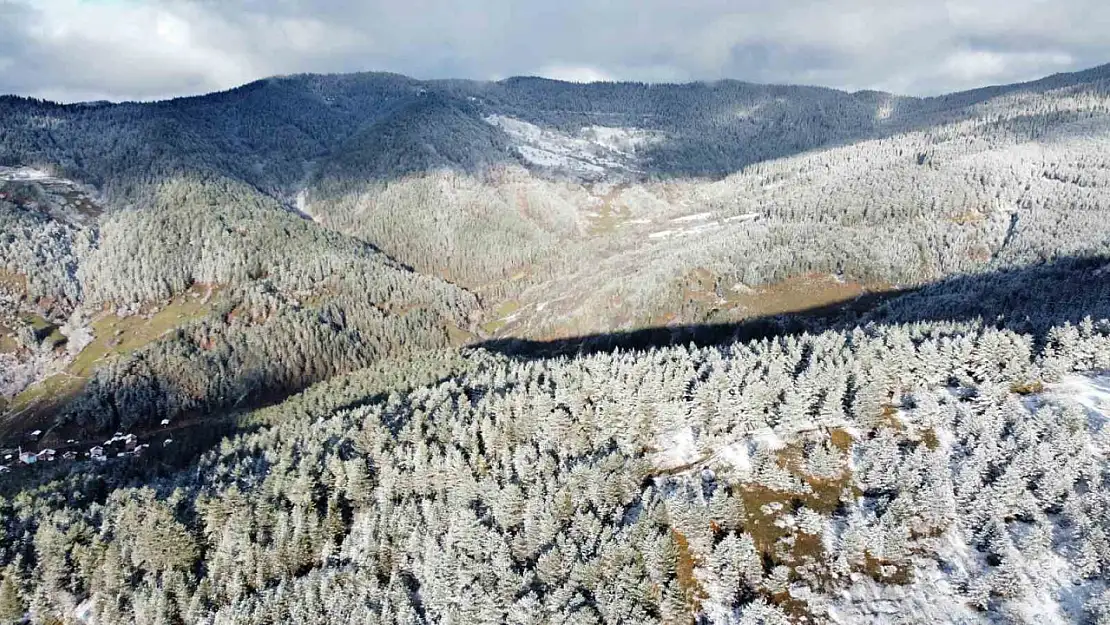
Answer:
[651,426,788,479]
[713,441,752,475]
[723,212,761,223]
[670,211,715,223]
[818,375,1110,623]
[582,126,659,155]
[818,529,984,624]
[294,190,318,222]
[752,428,786,451]
[485,115,662,180]
[651,426,700,471]
[646,212,760,240]
[1046,374,1110,431]
[0,166,52,181]
[647,222,724,240]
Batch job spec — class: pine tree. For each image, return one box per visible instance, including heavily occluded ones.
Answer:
[0,571,25,624]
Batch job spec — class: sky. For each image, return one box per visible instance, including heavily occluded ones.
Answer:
[0,0,1107,103]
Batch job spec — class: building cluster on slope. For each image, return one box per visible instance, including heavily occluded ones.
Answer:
[0,421,171,471]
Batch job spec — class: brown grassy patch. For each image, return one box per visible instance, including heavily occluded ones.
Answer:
[59,189,103,220]
[725,434,892,619]
[861,553,912,585]
[776,440,856,513]
[672,529,705,622]
[736,484,805,558]
[828,428,855,452]
[480,299,522,335]
[950,211,985,225]
[731,274,892,320]
[586,184,633,235]
[876,404,904,430]
[920,428,941,451]
[769,591,819,623]
[445,324,475,347]
[0,269,27,298]
[5,289,220,432]
[0,324,17,355]
[1010,380,1045,396]
[664,270,898,330]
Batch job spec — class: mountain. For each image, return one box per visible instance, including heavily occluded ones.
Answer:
[2,64,1110,624]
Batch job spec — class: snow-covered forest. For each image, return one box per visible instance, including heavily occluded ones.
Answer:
[3,64,1110,623]
[5,318,1110,623]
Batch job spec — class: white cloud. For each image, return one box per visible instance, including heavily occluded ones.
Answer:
[0,0,1108,101]
[536,65,614,84]
[941,49,1075,85]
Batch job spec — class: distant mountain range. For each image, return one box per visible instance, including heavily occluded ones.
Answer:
[1,63,1106,188]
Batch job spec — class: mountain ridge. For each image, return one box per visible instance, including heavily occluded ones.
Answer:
[7,59,1110,107]
[5,60,1110,625]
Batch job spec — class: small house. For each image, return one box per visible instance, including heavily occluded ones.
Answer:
[89,446,106,461]
[19,451,37,464]
[38,449,56,461]
[161,419,171,426]
[0,466,9,474]
[29,430,42,439]
[62,451,77,461]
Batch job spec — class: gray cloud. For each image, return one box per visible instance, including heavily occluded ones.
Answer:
[0,0,1107,102]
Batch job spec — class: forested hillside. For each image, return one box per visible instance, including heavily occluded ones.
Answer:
[0,166,476,445]
[5,314,1110,624]
[4,64,1110,624]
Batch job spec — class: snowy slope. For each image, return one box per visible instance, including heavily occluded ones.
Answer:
[649,373,1110,624]
[485,115,661,180]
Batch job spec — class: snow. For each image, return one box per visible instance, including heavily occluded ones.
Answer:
[0,166,51,181]
[650,426,700,471]
[485,115,662,179]
[932,425,956,451]
[670,211,715,223]
[652,425,786,477]
[818,375,1110,624]
[714,441,752,475]
[818,528,984,624]
[1046,374,1110,430]
[646,221,724,240]
[1009,549,1079,625]
[752,428,786,451]
[723,212,761,223]
[74,598,96,624]
[294,189,317,222]
[516,144,605,174]
[581,125,660,154]
[642,374,1110,623]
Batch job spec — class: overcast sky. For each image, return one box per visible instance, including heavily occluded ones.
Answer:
[1,0,1107,103]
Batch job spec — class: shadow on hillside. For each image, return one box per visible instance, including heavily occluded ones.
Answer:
[476,255,1110,359]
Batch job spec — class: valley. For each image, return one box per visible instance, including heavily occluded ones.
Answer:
[2,64,1110,624]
